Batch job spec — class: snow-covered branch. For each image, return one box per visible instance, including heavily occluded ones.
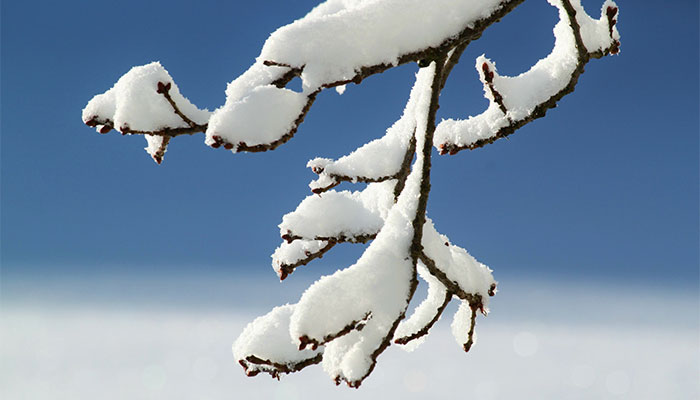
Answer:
[435,0,620,155]
[83,0,620,389]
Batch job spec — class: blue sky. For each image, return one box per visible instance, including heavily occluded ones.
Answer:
[2,1,698,398]
[2,0,697,286]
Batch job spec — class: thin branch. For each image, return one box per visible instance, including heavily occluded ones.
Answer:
[151,136,171,165]
[481,62,509,116]
[276,240,336,281]
[462,303,479,352]
[418,251,483,307]
[440,41,469,91]
[298,312,372,351]
[409,57,446,262]
[157,81,197,128]
[239,353,323,379]
[392,135,417,201]
[310,174,394,194]
[281,231,376,245]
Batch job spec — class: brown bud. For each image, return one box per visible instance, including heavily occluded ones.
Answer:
[98,125,112,134]
[210,135,223,148]
[156,81,171,94]
[85,117,99,127]
[223,143,234,150]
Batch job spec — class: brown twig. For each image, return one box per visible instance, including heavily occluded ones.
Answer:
[462,303,479,352]
[239,353,323,379]
[275,241,336,281]
[298,312,372,351]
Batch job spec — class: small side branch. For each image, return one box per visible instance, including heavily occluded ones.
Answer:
[239,353,323,379]
[275,241,336,281]
[419,251,483,308]
[462,303,479,352]
[281,231,376,245]
[298,312,372,351]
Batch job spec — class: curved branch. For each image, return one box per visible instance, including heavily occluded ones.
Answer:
[437,0,620,155]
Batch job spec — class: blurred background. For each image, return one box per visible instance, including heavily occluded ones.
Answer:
[2,0,698,398]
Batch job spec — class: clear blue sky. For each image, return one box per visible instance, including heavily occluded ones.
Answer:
[2,0,698,289]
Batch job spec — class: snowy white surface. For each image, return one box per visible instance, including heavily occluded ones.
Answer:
[2,273,697,400]
[259,0,504,90]
[279,181,395,241]
[205,85,308,150]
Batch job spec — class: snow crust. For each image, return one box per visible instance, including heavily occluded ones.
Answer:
[434,0,619,149]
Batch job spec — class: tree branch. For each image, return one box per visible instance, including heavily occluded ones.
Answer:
[438,0,620,155]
